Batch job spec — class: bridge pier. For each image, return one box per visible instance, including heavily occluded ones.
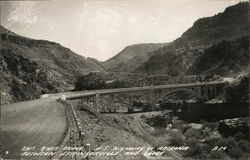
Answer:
[128,95,134,113]
[214,86,217,96]
[149,89,155,111]
[155,90,162,104]
[202,85,209,100]
[95,94,100,111]
[211,86,216,98]
[197,87,202,97]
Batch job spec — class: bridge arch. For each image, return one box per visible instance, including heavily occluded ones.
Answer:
[156,88,204,102]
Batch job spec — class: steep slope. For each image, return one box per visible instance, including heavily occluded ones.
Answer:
[104,43,167,70]
[187,36,249,76]
[0,49,56,104]
[174,2,249,47]
[107,53,153,72]
[135,2,249,75]
[0,25,104,104]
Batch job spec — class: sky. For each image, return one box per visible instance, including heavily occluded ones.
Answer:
[0,0,247,61]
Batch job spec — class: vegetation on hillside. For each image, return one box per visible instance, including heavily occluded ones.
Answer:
[0,48,56,102]
[74,72,175,91]
[131,2,249,75]
[135,48,185,75]
[168,118,250,159]
[74,73,128,90]
[104,43,167,70]
[224,73,249,103]
[0,25,104,104]
[188,36,249,76]
[174,2,249,47]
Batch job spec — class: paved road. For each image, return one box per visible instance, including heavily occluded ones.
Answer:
[0,99,66,159]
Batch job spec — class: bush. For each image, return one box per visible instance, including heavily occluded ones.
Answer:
[74,73,128,91]
[234,132,246,141]
[228,146,244,159]
[74,73,106,90]
[225,74,249,103]
[239,140,250,153]
[199,119,207,125]
[186,137,203,156]
[168,129,185,146]
[182,125,191,134]
[216,137,237,149]
[140,114,146,118]
[154,128,166,136]
[184,128,202,139]
[208,151,227,159]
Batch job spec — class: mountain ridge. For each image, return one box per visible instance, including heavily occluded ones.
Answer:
[133,2,249,75]
[104,43,167,69]
[0,25,104,104]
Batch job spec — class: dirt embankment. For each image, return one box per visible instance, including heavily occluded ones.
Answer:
[66,101,183,160]
[71,101,150,160]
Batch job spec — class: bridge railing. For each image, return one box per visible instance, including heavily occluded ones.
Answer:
[63,81,226,100]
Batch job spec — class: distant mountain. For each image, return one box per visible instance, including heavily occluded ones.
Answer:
[135,2,249,75]
[104,43,167,70]
[0,25,104,104]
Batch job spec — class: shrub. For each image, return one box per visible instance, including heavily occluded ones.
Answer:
[239,140,250,153]
[208,151,227,159]
[216,137,237,149]
[225,74,249,103]
[168,129,185,146]
[234,132,246,141]
[74,73,129,91]
[186,137,203,156]
[199,119,207,125]
[182,125,191,134]
[226,137,238,149]
[202,127,211,137]
[184,128,202,139]
[228,146,244,159]
[154,128,166,136]
[140,114,146,118]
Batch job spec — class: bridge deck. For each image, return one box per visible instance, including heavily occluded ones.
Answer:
[42,81,225,100]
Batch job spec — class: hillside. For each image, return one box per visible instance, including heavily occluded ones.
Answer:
[174,2,249,47]
[187,36,249,76]
[135,2,249,75]
[0,25,104,104]
[104,43,167,70]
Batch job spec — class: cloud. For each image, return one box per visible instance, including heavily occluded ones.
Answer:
[6,2,40,29]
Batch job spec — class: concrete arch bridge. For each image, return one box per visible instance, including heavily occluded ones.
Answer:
[52,81,227,113]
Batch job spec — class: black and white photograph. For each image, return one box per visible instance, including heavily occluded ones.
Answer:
[0,0,249,159]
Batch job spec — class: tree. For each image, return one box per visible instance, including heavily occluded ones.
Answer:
[225,74,249,102]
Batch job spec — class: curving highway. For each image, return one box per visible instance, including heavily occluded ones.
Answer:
[0,99,66,159]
